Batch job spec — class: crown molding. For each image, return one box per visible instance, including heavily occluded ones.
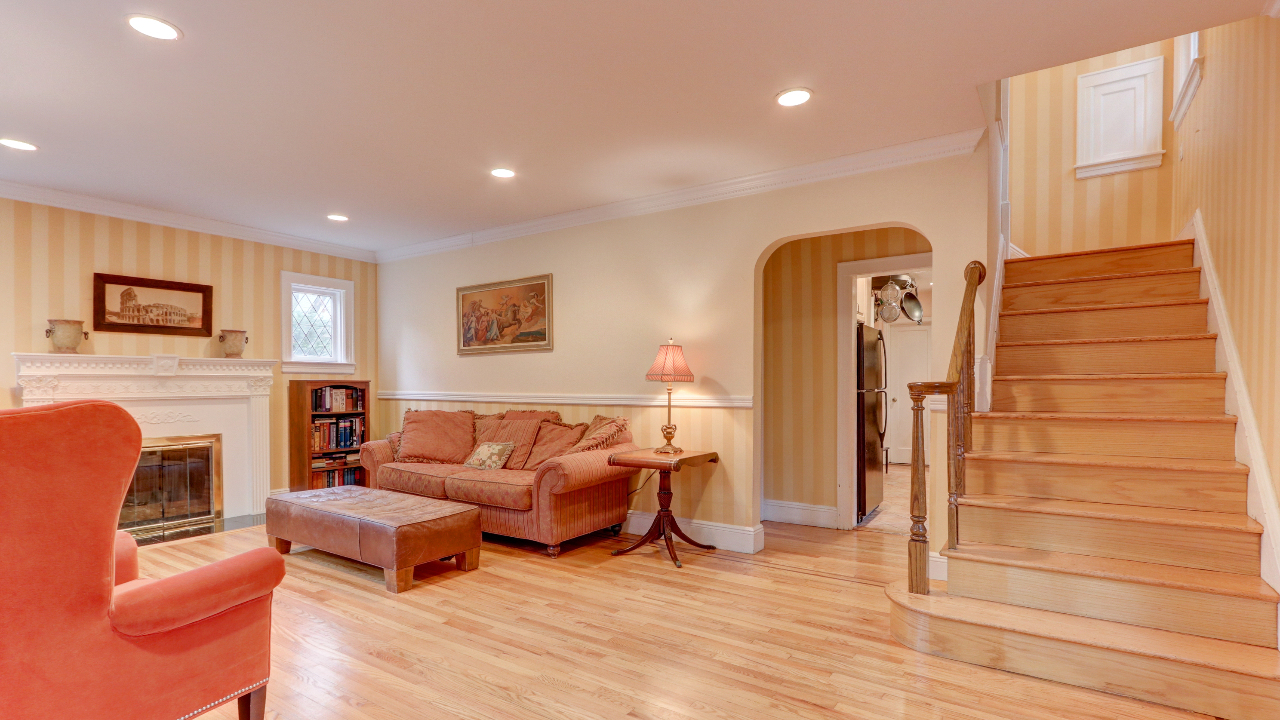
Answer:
[1266,0,1280,18]
[376,127,987,262]
[378,389,752,409]
[0,179,377,263]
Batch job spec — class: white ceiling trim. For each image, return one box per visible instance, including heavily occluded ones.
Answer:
[379,389,752,409]
[0,179,377,262]
[377,127,987,263]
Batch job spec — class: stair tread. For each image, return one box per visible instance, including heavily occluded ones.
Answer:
[959,494,1263,532]
[967,451,1249,474]
[1003,267,1200,290]
[944,542,1278,601]
[1003,239,1194,265]
[886,580,1280,679]
[996,333,1216,348]
[1000,298,1208,317]
[975,411,1236,423]
[993,372,1226,381]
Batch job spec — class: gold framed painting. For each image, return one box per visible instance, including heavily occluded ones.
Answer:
[457,274,553,355]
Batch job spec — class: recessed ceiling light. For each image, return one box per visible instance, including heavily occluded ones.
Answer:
[491,168,515,178]
[0,138,37,151]
[776,88,812,107]
[327,214,349,222]
[128,15,182,40]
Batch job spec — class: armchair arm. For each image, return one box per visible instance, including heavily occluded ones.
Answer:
[115,530,139,585]
[359,434,399,490]
[110,547,285,637]
[536,443,641,495]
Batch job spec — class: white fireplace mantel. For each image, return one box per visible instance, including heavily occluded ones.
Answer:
[14,353,278,516]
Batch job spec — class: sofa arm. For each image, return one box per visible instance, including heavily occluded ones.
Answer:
[536,443,642,495]
[115,530,139,585]
[360,433,399,489]
[110,547,285,637]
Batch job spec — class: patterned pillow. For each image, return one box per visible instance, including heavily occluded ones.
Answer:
[524,420,589,470]
[490,417,544,469]
[567,416,630,454]
[475,412,506,444]
[463,442,516,470]
[396,410,476,464]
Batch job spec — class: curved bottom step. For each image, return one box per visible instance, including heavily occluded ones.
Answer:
[886,580,1280,720]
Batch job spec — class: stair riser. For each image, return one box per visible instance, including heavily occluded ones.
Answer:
[972,417,1237,460]
[889,601,1280,719]
[996,338,1216,376]
[1002,270,1201,311]
[1003,243,1195,285]
[967,458,1247,513]
[999,303,1208,342]
[991,376,1226,414]
[959,505,1260,573]
[948,559,1277,647]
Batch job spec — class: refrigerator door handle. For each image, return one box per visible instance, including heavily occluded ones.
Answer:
[875,332,888,391]
[875,389,889,440]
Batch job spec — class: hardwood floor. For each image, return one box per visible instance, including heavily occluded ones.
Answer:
[141,524,1211,720]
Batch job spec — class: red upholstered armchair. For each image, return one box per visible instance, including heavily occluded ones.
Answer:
[0,401,286,720]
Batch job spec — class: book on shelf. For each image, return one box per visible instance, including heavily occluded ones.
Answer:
[310,416,365,451]
[312,386,365,413]
[312,467,362,488]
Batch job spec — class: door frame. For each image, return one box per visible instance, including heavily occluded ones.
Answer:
[883,319,932,465]
[836,252,932,529]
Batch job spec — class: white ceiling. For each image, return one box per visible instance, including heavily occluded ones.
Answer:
[0,1,1264,258]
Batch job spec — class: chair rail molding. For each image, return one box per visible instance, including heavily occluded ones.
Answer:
[14,353,278,516]
[377,389,752,409]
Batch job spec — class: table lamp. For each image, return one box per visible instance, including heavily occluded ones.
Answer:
[646,338,694,454]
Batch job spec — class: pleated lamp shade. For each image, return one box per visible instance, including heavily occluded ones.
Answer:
[645,340,694,383]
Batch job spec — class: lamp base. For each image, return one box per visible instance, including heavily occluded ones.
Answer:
[654,424,682,454]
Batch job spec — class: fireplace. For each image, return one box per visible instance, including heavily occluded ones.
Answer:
[119,434,223,545]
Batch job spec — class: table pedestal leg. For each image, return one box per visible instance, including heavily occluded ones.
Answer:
[611,469,716,567]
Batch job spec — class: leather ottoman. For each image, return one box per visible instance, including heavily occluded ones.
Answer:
[265,486,481,593]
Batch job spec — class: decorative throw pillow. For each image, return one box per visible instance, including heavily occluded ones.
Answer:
[387,431,403,458]
[567,416,630,454]
[396,410,476,464]
[490,417,544,469]
[524,420,589,470]
[475,412,506,444]
[463,442,516,470]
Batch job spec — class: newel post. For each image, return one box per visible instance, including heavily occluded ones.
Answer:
[907,384,930,594]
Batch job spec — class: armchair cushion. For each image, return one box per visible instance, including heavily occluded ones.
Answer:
[110,547,285,637]
[114,530,139,585]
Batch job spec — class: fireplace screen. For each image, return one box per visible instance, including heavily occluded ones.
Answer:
[119,435,222,544]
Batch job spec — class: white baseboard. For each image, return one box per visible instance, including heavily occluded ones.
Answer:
[623,511,765,554]
[1192,211,1280,648]
[1006,243,1030,258]
[761,499,840,528]
[930,552,948,582]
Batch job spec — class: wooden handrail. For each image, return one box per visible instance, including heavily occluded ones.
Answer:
[905,261,986,595]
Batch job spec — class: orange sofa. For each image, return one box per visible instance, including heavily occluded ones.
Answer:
[0,400,286,720]
[361,426,640,557]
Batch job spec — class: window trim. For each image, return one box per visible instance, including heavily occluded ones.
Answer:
[280,271,356,375]
[1169,32,1203,131]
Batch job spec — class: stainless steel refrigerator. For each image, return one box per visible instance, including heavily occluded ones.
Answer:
[856,322,886,522]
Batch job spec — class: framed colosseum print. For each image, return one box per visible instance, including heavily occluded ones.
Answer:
[93,273,214,337]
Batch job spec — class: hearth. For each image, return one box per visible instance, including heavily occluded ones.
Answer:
[119,434,222,544]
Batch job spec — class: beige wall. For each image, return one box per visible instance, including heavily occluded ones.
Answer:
[1171,16,1280,499]
[380,141,990,532]
[761,227,932,507]
[1009,40,1177,256]
[0,198,380,494]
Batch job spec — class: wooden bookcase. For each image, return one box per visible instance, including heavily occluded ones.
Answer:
[288,379,371,492]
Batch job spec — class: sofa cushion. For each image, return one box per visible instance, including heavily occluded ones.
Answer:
[397,410,475,464]
[444,469,536,510]
[568,415,630,454]
[524,420,588,470]
[378,463,468,498]
[474,412,505,444]
[503,409,562,422]
[491,416,543,469]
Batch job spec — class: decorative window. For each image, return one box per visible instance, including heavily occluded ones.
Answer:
[1075,56,1165,179]
[1170,32,1202,130]
[280,271,355,374]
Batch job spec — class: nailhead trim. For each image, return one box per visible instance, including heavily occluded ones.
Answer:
[172,678,269,720]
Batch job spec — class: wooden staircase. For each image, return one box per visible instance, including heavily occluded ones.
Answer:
[887,240,1280,719]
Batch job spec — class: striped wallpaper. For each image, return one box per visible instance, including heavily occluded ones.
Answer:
[1009,40,1177,256]
[1172,16,1280,501]
[761,226,932,508]
[377,400,752,526]
[0,198,380,493]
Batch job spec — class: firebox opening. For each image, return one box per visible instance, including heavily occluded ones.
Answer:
[119,434,223,545]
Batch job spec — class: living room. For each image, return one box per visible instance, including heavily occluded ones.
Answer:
[4,3,1280,720]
